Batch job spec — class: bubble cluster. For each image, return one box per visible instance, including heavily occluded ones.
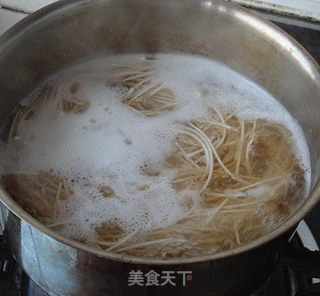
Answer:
[0,53,311,243]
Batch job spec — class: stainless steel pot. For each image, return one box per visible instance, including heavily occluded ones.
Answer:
[0,1,320,295]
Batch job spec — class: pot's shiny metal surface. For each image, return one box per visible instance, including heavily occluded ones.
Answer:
[0,1,320,295]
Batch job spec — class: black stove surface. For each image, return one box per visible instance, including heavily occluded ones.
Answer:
[1,10,320,296]
[252,236,318,296]
[0,231,318,296]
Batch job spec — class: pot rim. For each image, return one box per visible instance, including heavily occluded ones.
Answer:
[0,0,320,265]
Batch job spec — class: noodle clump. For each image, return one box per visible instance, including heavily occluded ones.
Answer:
[1,55,306,259]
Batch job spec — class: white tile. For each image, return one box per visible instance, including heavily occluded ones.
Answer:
[231,0,320,21]
[0,8,27,35]
[254,0,320,12]
[0,0,57,13]
[2,0,320,20]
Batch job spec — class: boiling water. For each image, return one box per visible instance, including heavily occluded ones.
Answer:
[0,53,311,247]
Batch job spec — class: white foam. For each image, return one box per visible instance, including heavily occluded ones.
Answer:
[0,53,311,243]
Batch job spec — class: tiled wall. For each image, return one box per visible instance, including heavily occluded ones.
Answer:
[1,0,320,21]
[232,0,320,21]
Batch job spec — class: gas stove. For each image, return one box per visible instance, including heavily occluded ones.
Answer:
[0,5,320,296]
[0,221,319,296]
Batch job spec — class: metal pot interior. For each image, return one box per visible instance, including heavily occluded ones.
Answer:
[0,0,320,265]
